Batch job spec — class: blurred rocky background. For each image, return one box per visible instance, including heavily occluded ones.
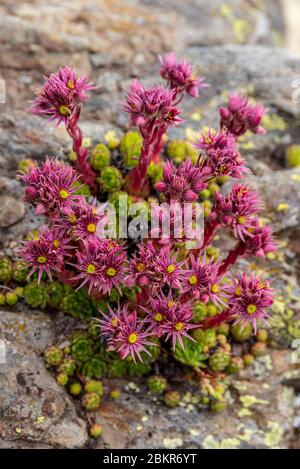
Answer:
[1,0,300,449]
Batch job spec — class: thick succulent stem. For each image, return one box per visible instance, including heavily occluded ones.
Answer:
[199,309,233,329]
[218,241,246,276]
[66,108,97,192]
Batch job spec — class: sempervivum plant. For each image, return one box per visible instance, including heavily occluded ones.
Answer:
[18,54,276,381]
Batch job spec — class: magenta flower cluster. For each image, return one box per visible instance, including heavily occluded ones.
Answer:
[20,53,276,364]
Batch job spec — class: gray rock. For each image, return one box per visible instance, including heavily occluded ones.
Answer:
[0,196,25,228]
[0,310,88,448]
[92,350,297,449]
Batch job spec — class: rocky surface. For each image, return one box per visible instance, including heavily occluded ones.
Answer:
[93,350,297,449]
[1,0,300,449]
[0,309,88,448]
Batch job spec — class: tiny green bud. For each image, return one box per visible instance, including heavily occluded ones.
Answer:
[231,322,253,342]
[256,329,268,343]
[251,342,267,357]
[0,256,13,284]
[208,182,220,195]
[104,130,121,150]
[163,390,180,408]
[285,145,300,168]
[110,388,121,400]
[243,353,255,366]
[208,350,231,372]
[5,291,18,305]
[227,356,244,374]
[13,260,29,283]
[200,189,211,200]
[0,293,5,305]
[211,400,227,412]
[56,373,69,386]
[44,346,63,366]
[15,286,24,297]
[147,375,167,394]
[18,158,36,173]
[216,323,230,336]
[90,143,111,171]
[120,130,143,169]
[69,382,82,396]
[84,380,104,396]
[82,392,101,411]
[89,423,103,438]
[98,166,123,192]
[58,358,76,376]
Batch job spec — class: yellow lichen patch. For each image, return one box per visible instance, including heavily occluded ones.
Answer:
[237,408,252,418]
[264,421,284,448]
[262,114,287,132]
[184,127,198,142]
[163,437,183,449]
[82,137,91,148]
[276,203,289,212]
[190,112,202,122]
[35,416,45,424]
[240,141,255,151]
[202,435,240,449]
[239,395,268,408]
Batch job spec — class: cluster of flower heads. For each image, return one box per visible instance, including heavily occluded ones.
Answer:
[219,94,266,137]
[29,66,94,125]
[19,159,128,297]
[121,80,182,130]
[19,52,277,364]
[225,273,273,333]
[159,52,208,98]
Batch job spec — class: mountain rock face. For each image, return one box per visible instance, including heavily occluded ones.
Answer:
[0,0,300,449]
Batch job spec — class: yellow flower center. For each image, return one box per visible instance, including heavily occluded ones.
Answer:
[111,318,118,327]
[154,313,163,322]
[136,263,146,273]
[235,287,242,296]
[189,275,198,286]
[37,256,47,264]
[175,322,184,331]
[59,189,69,199]
[205,137,212,145]
[87,264,96,274]
[211,283,219,293]
[68,214,77,224]
[167,300,176,309]
[106,267,116,277]
[67,80,75,90]
[237,216,246,225]
[166,264,175,274]
[258,281,265,289]
[52,239,60,249]
[128,333,138,344]
[59,105,70,116]
[247,304,257,314]
[87,223,96,233]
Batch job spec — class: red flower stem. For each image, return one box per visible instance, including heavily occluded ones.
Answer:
[66,107,97,192]
[151,124,167,163]
[192,218,219,258]
[217,241,246,277]
[126,121,157,194]
[198,309,233,329]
